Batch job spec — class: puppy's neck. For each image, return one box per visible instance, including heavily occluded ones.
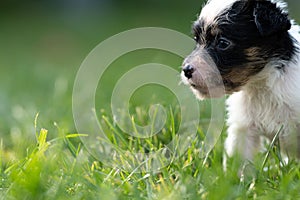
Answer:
[242,62,288,95]
[241,58,299,103]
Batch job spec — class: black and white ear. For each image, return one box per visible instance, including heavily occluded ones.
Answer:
[253,1,291,37]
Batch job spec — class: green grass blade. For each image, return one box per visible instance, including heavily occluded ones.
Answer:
[260,125,284,173]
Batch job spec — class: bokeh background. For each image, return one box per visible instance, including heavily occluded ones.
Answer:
[0,0,299,148]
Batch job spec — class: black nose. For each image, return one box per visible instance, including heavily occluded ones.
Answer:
[183,65,194,79]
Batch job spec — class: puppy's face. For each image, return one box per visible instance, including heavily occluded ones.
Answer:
[182,0,296,99]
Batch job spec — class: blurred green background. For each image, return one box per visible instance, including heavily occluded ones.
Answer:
[0,0,299,147]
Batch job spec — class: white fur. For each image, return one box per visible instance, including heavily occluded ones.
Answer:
[225,22,300,160]
[200,0,289,24]
[200,0,237,23]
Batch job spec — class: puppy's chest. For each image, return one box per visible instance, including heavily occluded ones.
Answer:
[227,91,295,136]
[247,101,290,135]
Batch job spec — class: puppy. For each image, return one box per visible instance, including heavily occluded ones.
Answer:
[181,0,300,163]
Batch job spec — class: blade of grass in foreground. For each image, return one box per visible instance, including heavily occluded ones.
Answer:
[260,125,284,173]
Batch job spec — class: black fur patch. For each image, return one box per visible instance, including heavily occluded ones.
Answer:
[253,1,291,37]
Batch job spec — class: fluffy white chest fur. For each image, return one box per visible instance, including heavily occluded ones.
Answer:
[226,24,300,160]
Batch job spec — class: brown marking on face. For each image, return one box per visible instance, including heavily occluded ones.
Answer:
[244,47,264,61]
[182,45,267,96]
[221,63,265,93]
[193,20,222,46]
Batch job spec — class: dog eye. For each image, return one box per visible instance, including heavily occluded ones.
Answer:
[216,38,231,50]
[194,35,200,42]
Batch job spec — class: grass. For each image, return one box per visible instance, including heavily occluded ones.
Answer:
[1,105,300,200]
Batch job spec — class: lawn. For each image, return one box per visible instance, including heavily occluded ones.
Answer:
[1,0,300,199]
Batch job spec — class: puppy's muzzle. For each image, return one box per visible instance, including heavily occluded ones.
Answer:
[181,49,227,99]
[182,65,195,79]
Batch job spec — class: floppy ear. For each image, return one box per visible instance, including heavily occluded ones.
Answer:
[253,1,291,36]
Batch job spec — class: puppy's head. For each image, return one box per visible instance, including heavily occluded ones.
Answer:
[182,0,296,99]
